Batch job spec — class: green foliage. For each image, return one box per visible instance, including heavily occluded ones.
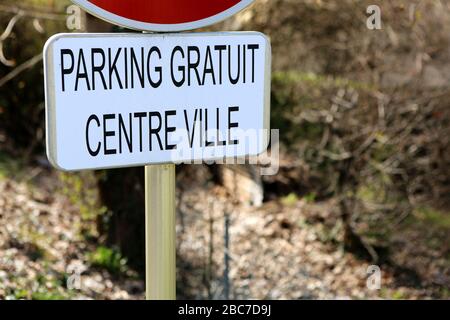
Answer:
[31,291,68,300]
[391,290,407,300]
[304,192,317,203]
[8,271,71,300]
[88,246,128,275]
[441,287,450,299]
[32,272,70,300]
[273,71,374,92]
[414,207,450,229]
[281,192,316,207]
[59,172,106,239]
[281,193,299,207]
[0,151,22,180]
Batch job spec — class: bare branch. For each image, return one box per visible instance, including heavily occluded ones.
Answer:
[0,12,23,66]
[0,53,43,88]
[0,4,66,21]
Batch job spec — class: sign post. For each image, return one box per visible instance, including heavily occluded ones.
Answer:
[145,164,176,300]
[143,24,176,300]
[44,0,268,300]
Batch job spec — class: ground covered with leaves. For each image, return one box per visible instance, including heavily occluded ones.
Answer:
[0,163,143,299]
[0,161,448,300]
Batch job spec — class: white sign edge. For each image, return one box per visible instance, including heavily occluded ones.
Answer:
[44,32,272,172]
[71,0,256,32]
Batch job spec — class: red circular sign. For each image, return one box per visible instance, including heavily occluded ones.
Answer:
[72,0,256,32]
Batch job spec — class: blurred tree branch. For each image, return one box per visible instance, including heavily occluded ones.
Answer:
[0,2,65,83]
[0,11,24,66]
[0,4,66,21]
[0,53,43,88]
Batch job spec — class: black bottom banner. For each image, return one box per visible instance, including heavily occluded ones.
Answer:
[0,300,444,319]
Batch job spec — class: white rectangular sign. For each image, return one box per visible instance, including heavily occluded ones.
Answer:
[44,32,271,171]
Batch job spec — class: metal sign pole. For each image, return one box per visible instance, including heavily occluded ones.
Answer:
[145,164,176,300]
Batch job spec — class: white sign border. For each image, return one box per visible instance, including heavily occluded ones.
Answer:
[44,32,272,171]
[71,0,256,32]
